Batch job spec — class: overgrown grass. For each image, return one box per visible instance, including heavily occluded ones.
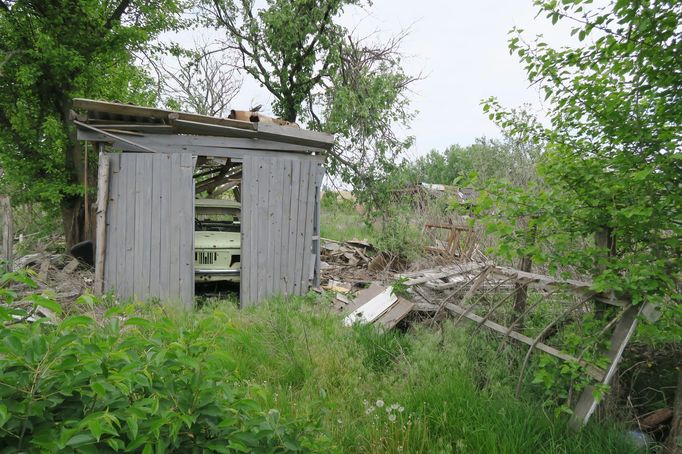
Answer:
[181,295,637,453]
[1,281,640,452]
[319,202,378,244]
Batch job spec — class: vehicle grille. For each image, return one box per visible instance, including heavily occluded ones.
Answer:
[195,251,218,265]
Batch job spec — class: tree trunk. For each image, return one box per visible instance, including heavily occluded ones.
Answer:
[666,366,682,453]
[594,226,616,318]
[61,100,95,250]
[513,254,532,314]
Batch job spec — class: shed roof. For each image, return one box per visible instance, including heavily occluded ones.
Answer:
[72,98,334,151]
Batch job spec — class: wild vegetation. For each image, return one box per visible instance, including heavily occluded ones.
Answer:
[0,0,679,452]
[0,272,640,453]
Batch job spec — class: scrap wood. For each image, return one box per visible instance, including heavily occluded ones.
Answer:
[639,408,673,429]
[322,279,352,293]
[375,297,414,331]
[398,262,490,286]
[335,284,414,331]
[490,266,627,307]
[343,286,397,326]
[413,301,605,381]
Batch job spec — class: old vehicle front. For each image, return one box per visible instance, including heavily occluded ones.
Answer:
[194,199,241,283]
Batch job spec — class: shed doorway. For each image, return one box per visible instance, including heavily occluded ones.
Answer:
[193,156,242,301]
[192,154,325,307]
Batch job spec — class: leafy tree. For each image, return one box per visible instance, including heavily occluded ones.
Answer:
[0,0,186,247]
[482,0,680,303]
[203,0,417,196]
[478,0,681,430]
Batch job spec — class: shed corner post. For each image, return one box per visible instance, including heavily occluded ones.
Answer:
[93,144,110,295]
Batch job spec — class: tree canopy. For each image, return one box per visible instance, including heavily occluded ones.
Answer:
[481,0,680,307]
[204,0,418,195]
[0,0,185,244]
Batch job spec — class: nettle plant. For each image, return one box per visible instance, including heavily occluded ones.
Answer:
[0,273,323,453]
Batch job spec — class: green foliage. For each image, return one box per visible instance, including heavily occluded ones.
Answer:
[479,0,681,309]
[0,276,640,452]
[407,129,542,188]
[0,1,185,217]
[351,323,410,372]
[0,281,325,452]
[205,0,416,200]
[374,210,425,263]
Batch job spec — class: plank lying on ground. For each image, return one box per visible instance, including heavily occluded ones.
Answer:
[375,297,414,331]
[343,286,397,326]
[399,262,490,286]
[414,302,605,381]
[490,266,627,307]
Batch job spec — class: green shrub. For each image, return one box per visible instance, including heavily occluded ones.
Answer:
[0,289,324,452]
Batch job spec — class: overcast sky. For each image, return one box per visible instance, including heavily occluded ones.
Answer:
[173,1,574,160]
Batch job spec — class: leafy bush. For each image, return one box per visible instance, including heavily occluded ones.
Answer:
[0,289,323,452]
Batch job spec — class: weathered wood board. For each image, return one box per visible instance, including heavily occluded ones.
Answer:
[240,156,325,307]
[102,152,194,307]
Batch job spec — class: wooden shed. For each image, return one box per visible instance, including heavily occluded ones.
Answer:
[73,99,333,308]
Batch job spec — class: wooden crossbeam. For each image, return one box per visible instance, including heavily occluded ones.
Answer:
[414,302,606,381]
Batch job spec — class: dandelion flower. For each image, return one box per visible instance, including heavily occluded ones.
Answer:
[365,406,375,415]
[398,406,405,413]
[388,414,397,422]
[376,399,384,408]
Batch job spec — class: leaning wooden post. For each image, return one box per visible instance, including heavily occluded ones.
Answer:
[0,195,12,273]
[568,302,642,430]
[93,145,110,295]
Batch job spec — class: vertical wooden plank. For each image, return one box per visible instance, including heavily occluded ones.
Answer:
[255,159,270,302]
[148,153,161,297]
[279,160,293,293]
[312,164,324,288]
[286,161,302,295]
[569,304,642,430]
[168,154,182,301]
[239,157,251,307]
[122,154,137,299]
[133,154,146,298]
[158,154,171,300]
[105,153,121,292]
[239,156,250,306]
[177,153,194,307]
[299,160,317,293]
[266,161,284,298]
[93,149,110,295]
[140,154,153,297]
[295,161,312,295]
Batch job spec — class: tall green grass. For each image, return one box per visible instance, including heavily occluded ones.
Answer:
[173,295,637,453]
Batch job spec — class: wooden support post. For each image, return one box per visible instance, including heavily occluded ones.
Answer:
[93,147,110,295]
[0,195,12,273]
[569,303,642,430]
[513,254,533,324]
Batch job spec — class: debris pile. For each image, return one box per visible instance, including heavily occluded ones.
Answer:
[325,257,643,429]
[320,238,382,290]
[11,252,93,304]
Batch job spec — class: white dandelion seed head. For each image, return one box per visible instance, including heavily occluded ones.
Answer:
[365,406,375,415]
[398,406,405,413]
[376,399,385,408]
[388,414,397,422]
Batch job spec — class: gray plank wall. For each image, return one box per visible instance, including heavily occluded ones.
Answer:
[103,152,194,307]
[241,155,325,307]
